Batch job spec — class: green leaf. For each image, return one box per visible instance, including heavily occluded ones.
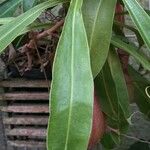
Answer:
[128,66,150,119]
[114,21,144,48]
[122,0,150,51]
[95,49,130,148]
[20,22,54,35]
[0,17,14,25]
[47,0,93,150]
[101,132,120,149]
[0,0,22,17]
[23,0,37,12]
[111,36,150,71]
[0,0,65,54]
[0,17,53,34]
[107,49,130,119]
[82,0,117,78]
[95,48,130,130]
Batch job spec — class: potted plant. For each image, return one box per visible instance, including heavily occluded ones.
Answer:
[0,0,149,149]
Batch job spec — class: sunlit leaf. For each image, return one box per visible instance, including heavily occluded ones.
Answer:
[47,0,93,149]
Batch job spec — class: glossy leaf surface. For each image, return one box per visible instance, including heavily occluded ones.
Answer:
[0,0,22,17]
[47,0,93,149]
[82,0,117,78]
[111,36,150,71]
[0,0,65,54]
[123,0,150,50]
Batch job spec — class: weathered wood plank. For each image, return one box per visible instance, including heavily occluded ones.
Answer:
[0,92,49,100]
[8,140,46,148]
[6,128,46,137]
[1,105,49,113]
[3,116,48,125]
[0,79,50,88]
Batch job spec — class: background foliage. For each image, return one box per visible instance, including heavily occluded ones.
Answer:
[0,0,149,150]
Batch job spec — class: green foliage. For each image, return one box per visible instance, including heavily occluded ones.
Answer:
[23,0,37,12]
[0,0,22,17]
[111,36,150,70]
[95,49,130,127]
[0,0,65,53]
[95,49,130,147]
[128,66,150,119]
[47,0,94,149]
[82,0,117,78]
[0,0,150,149]
[123,0,150,50]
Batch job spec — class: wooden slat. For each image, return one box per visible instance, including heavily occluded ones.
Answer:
[7,128,46,137]
[1,105,49,113]
[3,116,48,125]
[8,140,46,148]
[0,79,50,88]
[0,92,49,100]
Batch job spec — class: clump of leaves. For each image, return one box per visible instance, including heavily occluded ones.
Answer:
[0,0,150,150]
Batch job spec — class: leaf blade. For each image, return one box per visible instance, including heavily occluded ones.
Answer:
[23,0,37,12]
[123,0,150,51]
[82,0,117,78]
[0,0,65,54]
[0,0,22,17]
[47,0,93,149]
[111,36,150,71]
[95,49,130,130]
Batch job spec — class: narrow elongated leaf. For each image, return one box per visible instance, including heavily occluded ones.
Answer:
[111,36,150,70]
[82,0,117,78]
[0,17,52,34]
[95,48,130,130]
[0,0,65,54]
[0,17,14,24]
[0,0,22,17]
[107,50,130,119]
[114,21,144,47]
[47,0,94,149]
[95,48,130,148]
[123,0,150,50]
[128,66,150,119]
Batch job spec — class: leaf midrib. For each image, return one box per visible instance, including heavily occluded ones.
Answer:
[64,3,76,150]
